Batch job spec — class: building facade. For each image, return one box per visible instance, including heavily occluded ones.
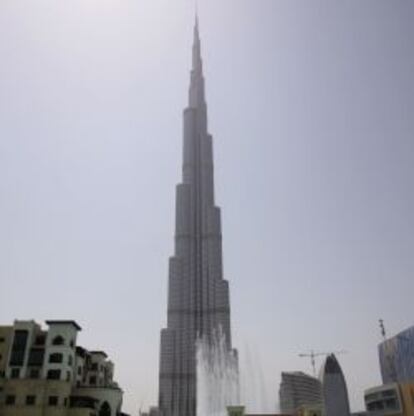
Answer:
[379,325,414,384]
[158,18,236,416]
[0,320,126,416]
[364,382,414,416]
[320,354,350,416]
[279,371,323,414]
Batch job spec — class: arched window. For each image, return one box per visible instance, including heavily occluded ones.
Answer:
[49,353,63,364]
[99,401,111,416]
[52,336,65,346]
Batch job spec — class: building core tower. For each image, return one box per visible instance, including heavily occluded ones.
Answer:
[158,18,236,416]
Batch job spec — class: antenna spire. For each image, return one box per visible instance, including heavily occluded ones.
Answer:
[379,319,387,340]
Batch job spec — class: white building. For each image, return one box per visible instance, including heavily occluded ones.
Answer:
[0,320,127,416]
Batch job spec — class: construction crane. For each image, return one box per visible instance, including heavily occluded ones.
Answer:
[298,350,348,376]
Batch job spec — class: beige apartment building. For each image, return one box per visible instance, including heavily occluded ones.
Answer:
[0,320,127,416]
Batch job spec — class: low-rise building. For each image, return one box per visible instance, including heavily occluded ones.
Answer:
[364,382,414,416]
[0,320,127,416]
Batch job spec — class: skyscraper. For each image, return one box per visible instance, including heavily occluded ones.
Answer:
[378,325,414,384]
[320,354,350,416]
[158,18,235,416]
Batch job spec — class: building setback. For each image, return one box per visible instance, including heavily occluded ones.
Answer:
[279,371,323,414]
[0,320,127,416]
[158,17,236,416]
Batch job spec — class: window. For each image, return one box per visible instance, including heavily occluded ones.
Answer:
[34,335,46,346]
[66,371,71,382]
[385,398,398,410]
[47,369,61,380]
[9,330,29,366]
[29,369,40,379]
[52,335,65,346]
[0,337,5,342]
[48,396,58,406]
[49,353,63,364]
[70,339,75,348]
[89,375,97,385]
[26,395,36,405]
[64,397,68,407]
[28,348,45,366]
[5,395,16,405]
[10,368,20,379]
[91,363,98,371]
[77,366,82,375]
[99,401,111,416]
[68,355,73,365]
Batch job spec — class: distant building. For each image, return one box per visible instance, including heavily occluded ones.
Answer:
[379,325,414,384]
[228,404,321,416]
[364,382,414,415]
[296,405,323,416]
[141,406,161,416]
[320,354,350,416]
[229,406,294,416]
[279,371,323,414]
[0,320,127,416]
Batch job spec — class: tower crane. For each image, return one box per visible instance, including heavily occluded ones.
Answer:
[298,350,348,376]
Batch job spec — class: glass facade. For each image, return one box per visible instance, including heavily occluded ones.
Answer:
[379,325,414,384]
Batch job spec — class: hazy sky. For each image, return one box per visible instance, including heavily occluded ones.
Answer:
[1,0,413,414]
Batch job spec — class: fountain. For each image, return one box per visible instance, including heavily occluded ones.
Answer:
[197,330,275,416]
[196,330,240,416]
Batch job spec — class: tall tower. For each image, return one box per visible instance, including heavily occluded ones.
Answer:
[158,18,235,416]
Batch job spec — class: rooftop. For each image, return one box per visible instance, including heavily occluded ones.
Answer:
[46,320,82,331]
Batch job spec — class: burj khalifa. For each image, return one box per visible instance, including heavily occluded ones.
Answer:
[158,18,236,416]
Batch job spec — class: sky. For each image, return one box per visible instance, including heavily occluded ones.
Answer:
[1,0,414,414]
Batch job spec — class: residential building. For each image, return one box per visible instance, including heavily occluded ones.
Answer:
[0,320,126,416]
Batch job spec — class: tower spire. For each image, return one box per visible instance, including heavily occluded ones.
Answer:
[189,14,205,110]
[192,13,202,73]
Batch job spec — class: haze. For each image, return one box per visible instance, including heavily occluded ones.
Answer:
[1,1,413,414]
